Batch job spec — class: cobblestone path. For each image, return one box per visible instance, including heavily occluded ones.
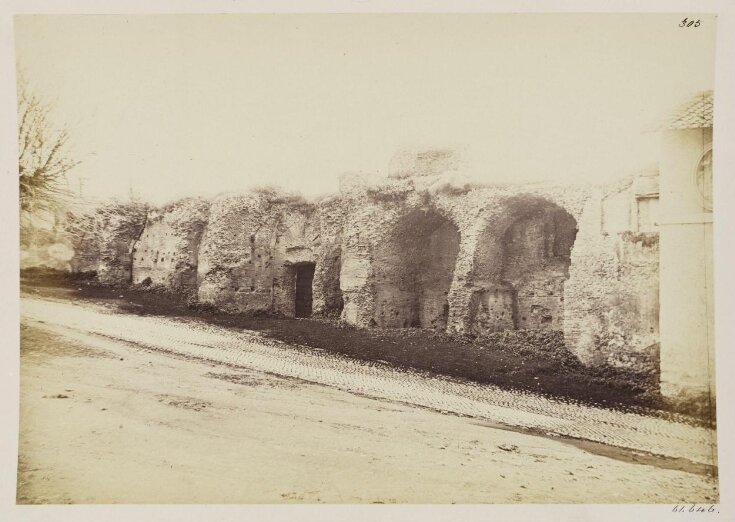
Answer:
[21,296,717,467]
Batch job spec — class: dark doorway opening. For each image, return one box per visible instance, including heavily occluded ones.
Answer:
[295,263,316,318]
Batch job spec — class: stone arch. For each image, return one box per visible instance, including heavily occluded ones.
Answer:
[371,208,460,329]
[469,195,578,335]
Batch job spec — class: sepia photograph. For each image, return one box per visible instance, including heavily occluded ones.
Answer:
[1,3,734,521]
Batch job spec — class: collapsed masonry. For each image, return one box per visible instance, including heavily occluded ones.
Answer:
[65,153,660,378]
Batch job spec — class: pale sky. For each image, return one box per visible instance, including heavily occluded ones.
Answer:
[14,14,716,205]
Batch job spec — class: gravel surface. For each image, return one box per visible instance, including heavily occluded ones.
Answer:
[21,296,718,467]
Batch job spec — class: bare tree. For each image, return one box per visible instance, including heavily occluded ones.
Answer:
[17,77,80,216]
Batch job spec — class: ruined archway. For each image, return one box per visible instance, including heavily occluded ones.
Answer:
[372,208,460,329]
[469,197,577,335]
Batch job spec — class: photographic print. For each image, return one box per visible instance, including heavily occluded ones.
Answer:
[3,6,731,518]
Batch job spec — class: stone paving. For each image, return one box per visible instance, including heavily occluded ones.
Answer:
[20,296,718,467]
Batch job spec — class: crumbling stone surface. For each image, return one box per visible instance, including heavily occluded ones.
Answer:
[338,173,590,338]
[564,184,660,366]
[132,197,210,291]
[195,188,343,317]
[336,170,660,373]
[197,190,305,314]
[93,201,149,284]
[371,208,460,329]
[51,154,660,374]
[470,196,578,336]
[50,200,148,284]
[309,196,346,317]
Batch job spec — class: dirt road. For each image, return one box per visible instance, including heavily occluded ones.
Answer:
[18,296,718,503]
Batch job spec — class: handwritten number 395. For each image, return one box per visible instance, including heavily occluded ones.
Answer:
[679,18,701,28]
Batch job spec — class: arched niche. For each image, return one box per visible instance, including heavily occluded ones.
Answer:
[470,196,578,335]
[372,208,460,330]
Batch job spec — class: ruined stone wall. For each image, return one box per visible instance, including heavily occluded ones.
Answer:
[444,187,589,338]
[339,174,468,328]
[310,196,346,317]
[131,198,210,291]
[49,160,661,376]
[43,200,148,284]
[338,173,591,339]
[94,201,149,284]
[372,208,460,329]
[196,189,343,317]
[505,211,575,331]
[469,198,578,336]
[563,182,660,369]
